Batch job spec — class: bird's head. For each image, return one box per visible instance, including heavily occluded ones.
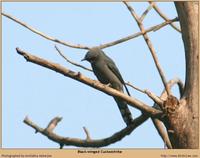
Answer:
[81,47,101,63]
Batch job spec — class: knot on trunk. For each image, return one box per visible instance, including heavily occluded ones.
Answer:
[163,95,179,115]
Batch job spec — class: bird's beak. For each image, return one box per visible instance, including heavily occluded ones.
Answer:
[81,57,86,62]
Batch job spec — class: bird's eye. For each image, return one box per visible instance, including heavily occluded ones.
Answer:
[88,56,96,61]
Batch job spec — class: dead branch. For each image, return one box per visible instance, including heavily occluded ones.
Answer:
[176,78,184,97]
[83,127,91,140]
[23,77,183,148]
[125,82,145,94]
[16,47,163,116]
[99,17,178,49]
[144,90,163,106]
[140,2,154,22]
[24,115,149,148]
[2,12,178,50]
[1,12,89,49]
[123,2,171,96]
[126,82,163,106]
[152,118,172,149]
[151,78,184,149]
[45,117,62,133]
[54,45,92,71]
[149,2,181,33]
[158,78,184,101]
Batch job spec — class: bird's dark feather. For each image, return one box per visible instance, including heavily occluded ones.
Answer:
[106,59,131,96]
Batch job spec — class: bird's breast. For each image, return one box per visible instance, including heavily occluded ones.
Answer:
[92,63,109,84]
[91,62,122,90]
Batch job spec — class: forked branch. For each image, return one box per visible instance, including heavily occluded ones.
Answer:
[139,2,154,22]
[2,12,178,50]
[149,2,181,33]
[24,114,149,148]
[123,2,171,95]
[23,77,183,148]
[99,17,178,49]
[1,12,89,49]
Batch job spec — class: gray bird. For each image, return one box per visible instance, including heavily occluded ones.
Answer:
[82,47,133,126]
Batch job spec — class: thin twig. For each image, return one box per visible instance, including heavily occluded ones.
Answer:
[24,115,149,148]
[99,17,178,49]
[16,47,163,116]
[123,2,171,95]
[176,79,184,97]
[152,118,172,149]
[144,89,163,106]
[1,12,89,49]
[126,82,163,106]
[149,2,181,33]
[2,12,178,50]
[126,82,145,93]
[83,127,91,140]
[140,2,154,22]
[54,45,92,71]
[45,117,62,133]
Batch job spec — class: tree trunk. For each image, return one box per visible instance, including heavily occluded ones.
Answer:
[165,2,199,149]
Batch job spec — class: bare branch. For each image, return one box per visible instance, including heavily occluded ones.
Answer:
[144,90,163,106]
[54,45,92,72]
[152,118,172,149]
[24,115,149,148]
[149,2,181,33]
[99,17,178,49]
[126,82,163,106]
[45,117,62,133]
[1,12,89,49]
[83,127,91,140]
[2,12,178,50]
[151,84,173,149]
[16,47,162,116]
[125,82,145,93]
[151,78,184,149]
[140,2,154,22]
[123,2,171,96]
[23,78,183,148]
[176,79,184,97]
[160,78,185,101]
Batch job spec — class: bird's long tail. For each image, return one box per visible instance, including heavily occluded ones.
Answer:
[114,97,133,126]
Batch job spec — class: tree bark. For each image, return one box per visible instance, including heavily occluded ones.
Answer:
[166,2,199,149]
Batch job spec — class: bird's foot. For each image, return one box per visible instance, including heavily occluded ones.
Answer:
[105,83,112,87]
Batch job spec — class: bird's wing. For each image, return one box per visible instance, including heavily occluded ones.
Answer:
[107,62,131,96]
[107,62,124,84]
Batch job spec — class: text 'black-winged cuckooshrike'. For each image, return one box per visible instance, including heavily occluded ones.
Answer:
[81,47,133,126]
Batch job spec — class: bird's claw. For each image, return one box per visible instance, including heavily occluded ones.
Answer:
[106,83,112,87]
